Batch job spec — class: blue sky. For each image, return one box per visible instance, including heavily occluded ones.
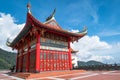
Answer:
[0,0,120,63]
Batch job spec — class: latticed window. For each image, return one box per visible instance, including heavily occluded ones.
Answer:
[43,53,46,60]
[40,53,44,60]
[39,50,70,71]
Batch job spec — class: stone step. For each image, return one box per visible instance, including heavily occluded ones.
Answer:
[13,73,31,79]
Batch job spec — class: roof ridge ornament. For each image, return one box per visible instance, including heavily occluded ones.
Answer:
[27,2,31,13]
[46,8,56,21]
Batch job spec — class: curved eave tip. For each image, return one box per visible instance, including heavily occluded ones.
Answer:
[78,26,88,35]
[6,38,11,47]
[46,8,56,21]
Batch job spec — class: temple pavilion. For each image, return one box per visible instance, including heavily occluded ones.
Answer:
[6,3,87,72]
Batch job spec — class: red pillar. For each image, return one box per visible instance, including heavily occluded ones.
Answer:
[60,52,62,70]
[28,47,30,72]
[66,53,68,70]
[63,52,65,70]
[46,51,48,71]
[26,39,30,72]
[52,52,54,71]
[46,52,48,71]
[62,52,63,70]
[68,38,72,70]
[20,47,24,72]
[65,53,67,70]
[16,50,19,72]
[35,32,40,72]
[43,53,44,71]
[58,51,60,70]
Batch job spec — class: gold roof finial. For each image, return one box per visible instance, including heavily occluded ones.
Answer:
[27,2,31,13]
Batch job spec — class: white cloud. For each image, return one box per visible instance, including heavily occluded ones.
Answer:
[71,35,117,63]
[0,12,24,52]
[71,35,111,51]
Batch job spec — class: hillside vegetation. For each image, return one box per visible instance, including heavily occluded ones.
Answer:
[0,48,16,69]
[78,60,104,66]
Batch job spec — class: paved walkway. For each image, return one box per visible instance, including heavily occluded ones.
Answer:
[0,70,23,80]
[27,70,120,80]
[0,70,120,80]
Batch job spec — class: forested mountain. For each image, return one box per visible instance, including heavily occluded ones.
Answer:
[0,48,16,69]
[78,60,104,66]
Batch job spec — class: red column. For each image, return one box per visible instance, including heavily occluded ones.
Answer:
[58,51,60,70]
[26,39,30,72]
[65,53,67,70]
[66,53,68,70]
[46,51,48,71]
[63,52,65,70]
[49,52,51,71]
[52,52,54,71]
[61,52,62,70]
[61,53,63,70]
[68,38,72,70]
[16,50,19,72]
[20,47,24,72]
[35,32,40,72]
[43,53,44,71]
[28,47,30,72]
[55,52,57,70]
[20,56,22,72]
[59,52,62,70]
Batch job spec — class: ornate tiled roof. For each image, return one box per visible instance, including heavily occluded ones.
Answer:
[6,5,87,48]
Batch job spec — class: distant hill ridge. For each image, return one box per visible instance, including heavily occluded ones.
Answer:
[0,48,16,69]
[78,60,104,66]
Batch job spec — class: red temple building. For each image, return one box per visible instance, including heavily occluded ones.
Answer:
[6,3,87,72]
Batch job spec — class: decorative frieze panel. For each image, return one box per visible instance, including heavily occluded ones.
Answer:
[44,32,68,42]
[40,37,68,51]
[41,45,68,51]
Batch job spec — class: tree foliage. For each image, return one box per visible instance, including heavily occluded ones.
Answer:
[0,48,16,69]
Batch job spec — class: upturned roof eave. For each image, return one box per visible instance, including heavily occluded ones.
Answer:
[8,13,31,47]
[10,25,31,47]
[28,13,87,37]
